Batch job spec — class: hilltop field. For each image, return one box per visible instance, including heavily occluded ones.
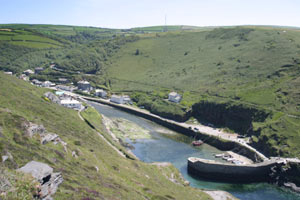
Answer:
[0,24,300,157]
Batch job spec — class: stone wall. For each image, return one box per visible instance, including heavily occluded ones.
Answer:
[187,157,277,183]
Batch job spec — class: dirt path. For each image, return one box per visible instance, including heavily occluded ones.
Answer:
[78,108,126,158]
[95,130,126,158]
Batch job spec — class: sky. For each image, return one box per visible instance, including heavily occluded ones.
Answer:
[1,0,300,29]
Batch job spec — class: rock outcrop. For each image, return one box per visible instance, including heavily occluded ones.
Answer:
[44,92,60,104]
[18,161,63,200]
[23,122,45,137]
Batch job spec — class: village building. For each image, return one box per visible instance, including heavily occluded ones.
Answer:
[95,89,107,98]
[35,67,44,74]
[110,95,124,104]
[123,95,132,104]
[4,71,13,75]
[23,69,34,76]
[77,81,92,91]
[58,78,68,84]
[32,79,42,86]
[168,92,182,103]
[42,81,53,88]
[60,99,82,110]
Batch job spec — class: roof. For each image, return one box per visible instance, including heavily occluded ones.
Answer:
[78,80,90,84]
[60,99,81,104]
[59,78,67,81]
[23,69,34,73]
[111,94,122,98]
[169,92,179,96]
[55,91,65,95]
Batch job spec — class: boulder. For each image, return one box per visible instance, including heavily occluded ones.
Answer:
[18,161,63,199]
[24,122,46,137]
[40,133,59,145]
[44,92,60,104]
[18,161,53,182]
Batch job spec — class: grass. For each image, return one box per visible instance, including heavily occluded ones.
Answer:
[1,23,300,157]
[0,75,212,199]
[100,26,300,157]
[0,29,63,48]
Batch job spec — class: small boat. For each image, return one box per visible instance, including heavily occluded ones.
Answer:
[192,140,203,146]
[214,153,224,158]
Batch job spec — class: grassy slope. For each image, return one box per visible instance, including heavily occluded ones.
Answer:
[104,26,300,157]
[1,24,300,157]
[0,73,211,199]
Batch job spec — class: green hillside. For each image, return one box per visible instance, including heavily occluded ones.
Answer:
[0,72,211,199]
[1,24,300,157]
[103,26,300,157]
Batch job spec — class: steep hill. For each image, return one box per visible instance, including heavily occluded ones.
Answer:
[1,24,300,157]
[103,26,300,157]
[0,73,211,199]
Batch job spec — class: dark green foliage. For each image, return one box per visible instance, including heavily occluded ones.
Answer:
[192,100,271,134]
[74,141,81,146]
[131,92,190,122]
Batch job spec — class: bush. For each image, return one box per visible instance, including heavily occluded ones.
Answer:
[74,141,81,146]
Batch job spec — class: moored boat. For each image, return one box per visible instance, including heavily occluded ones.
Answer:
[192,140,203,146]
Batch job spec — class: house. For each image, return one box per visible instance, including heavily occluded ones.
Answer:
[23,69,34,76]
[95,89,107,98]
[32,79,42,86]
[123,95,132,104]
[110,95,124,104]
[42,81,52,87]
[35,67,44,74]
[77,81,92,91]
[58,78,68,84]
[4,72,13,75]
[60,99,82,110]
[168,92,182,103]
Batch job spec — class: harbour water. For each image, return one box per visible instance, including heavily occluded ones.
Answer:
[90,102,300,200]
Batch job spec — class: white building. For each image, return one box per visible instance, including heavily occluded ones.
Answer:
[23,69,34,76]
[32,79,42,86]
[42,81,53,87]
[168,92,182,103]
[4,72,13,75]
[110,95,124,104]
[60,99,82,110]
[123,95,132,104]
[95,89,107,98]
[77,81,92,91]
